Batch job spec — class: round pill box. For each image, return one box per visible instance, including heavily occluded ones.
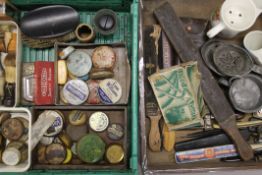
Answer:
[98,78,122,104]
[92,46,116,69]
[67,50,92,77]
[63,79,89,105]
[89,112,109,132]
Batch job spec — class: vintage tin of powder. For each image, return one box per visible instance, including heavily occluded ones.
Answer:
[98,78,122,104]
[106,144,124,164]
[89,112,109,132]
[107,123,124,141]
[63,79,89,105]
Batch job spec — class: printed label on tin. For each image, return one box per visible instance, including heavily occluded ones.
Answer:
[175,144,238,163]
[63,80,89,105]
[45,114,63,137]
[89,112,109,132]
[98,79,122,104]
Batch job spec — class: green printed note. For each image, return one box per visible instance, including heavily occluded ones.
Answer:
[148,61,203,130]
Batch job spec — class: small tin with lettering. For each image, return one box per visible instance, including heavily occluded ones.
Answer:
[89,112,109,132]
[42,111,64,137]
[62,79,89,105]
[68,110,87,126]
[98,78,122,104]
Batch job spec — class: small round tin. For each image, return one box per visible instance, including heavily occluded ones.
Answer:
[43,111,64,137]
[2,118,24,141]
[87,80,101,104]
[66,124,87,142]
[92,46,116,69]
[107,123,124,141]
[63,79,89,105]
[98,78,122,104]
[68,110,87,126]
[67,50,92,77]
[106,144,124,164]
[45,143,66,165]
[89,112,109,132]
[59,46,75,59]
[2,147,21,166]
[76,134,105,163]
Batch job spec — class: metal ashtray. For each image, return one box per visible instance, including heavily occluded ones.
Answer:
[229,74,262,113]
[200,39,224,76]
[213,44,262,77]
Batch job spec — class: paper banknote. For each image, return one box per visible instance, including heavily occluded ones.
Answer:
[148,61,203,130]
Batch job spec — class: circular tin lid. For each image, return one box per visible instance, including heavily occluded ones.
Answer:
[229,75,262,113]
[2,147,21,166]
[76,134,105,163]
[92,46,116,69]
[67,50,92,77]
[43,111,64,137]
[45,143,66,165]
[98,78,122,104]
[213,44,253,77]
[106,144,124,164]
[107,123,124,141]
[2,118,24,141]
[63,79,89,105]
[89,112,109,132]
[68,110,87,126]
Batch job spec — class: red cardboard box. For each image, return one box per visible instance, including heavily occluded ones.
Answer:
[34,61,55,105]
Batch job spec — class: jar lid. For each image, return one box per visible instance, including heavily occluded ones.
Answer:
[106,144,124,164]
[68,110,87,126]
[89,112,109,132]
[98,78,122,104]
[2,147,21,166]
[63,79,89,105]
[67,50,92,77]
[42,111,64,137]
[92,46,116,69]
[107,123,124,141]
[2,118,24,141]
[76,134,105,163]
[45,143,66,165]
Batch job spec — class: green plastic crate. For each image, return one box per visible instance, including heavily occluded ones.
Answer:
[7,0,139,174]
